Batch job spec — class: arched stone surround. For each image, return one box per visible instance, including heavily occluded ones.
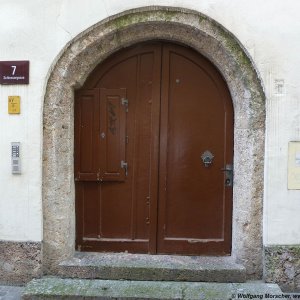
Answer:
[43,6,265,278]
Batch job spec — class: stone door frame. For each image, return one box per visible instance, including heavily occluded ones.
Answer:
[43,6,265,278]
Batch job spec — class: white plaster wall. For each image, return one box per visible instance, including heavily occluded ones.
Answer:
[0,0,299,244]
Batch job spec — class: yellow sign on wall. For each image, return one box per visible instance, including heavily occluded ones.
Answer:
[8,96,20,114]
[288,141,300,190]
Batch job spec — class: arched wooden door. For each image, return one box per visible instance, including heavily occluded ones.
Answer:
[75,42,233,255]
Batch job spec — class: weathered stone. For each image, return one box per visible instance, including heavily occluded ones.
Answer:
[58,252,246,283]
[43,6,265,279]
[0,241,42,285]
[22,277,282,300]
[0,285,24,300]
[264,245,300,292]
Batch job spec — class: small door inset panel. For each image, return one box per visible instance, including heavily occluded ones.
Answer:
[99,88,127,181]
[75,89,100,181]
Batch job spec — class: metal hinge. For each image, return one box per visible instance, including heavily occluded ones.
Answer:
[121,98,128,112]
[121,160,128,176]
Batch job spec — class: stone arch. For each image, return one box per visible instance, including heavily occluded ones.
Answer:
[43,6,265,278]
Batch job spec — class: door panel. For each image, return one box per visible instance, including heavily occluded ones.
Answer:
[75,42,233,255]
[75,44,162,252]
[76,182,100,239]
[157,44,233,255]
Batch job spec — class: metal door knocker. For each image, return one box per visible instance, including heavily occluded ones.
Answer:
[201,150,214,167]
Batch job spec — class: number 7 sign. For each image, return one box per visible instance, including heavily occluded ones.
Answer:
[0,61,29,85]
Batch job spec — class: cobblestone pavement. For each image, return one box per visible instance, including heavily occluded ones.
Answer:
[0,286,24,300]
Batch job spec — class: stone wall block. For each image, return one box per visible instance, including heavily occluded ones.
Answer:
[264,246,300,292]
[0,241,42,285]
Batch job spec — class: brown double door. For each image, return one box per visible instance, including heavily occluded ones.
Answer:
[75,42,233,255]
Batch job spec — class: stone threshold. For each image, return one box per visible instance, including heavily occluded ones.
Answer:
[22,277,282,300]
[58,252,246,283]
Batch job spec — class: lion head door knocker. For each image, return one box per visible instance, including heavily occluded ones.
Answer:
[201,150,214,167]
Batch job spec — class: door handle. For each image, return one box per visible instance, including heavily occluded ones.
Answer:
[221,164,233,186]
[201,150,214,167]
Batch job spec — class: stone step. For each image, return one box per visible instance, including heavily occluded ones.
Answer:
[22,277,283,300]
[58,252,246,283]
